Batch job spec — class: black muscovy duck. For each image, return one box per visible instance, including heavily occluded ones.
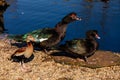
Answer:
[8,12,81,52]
[59,30,100,62]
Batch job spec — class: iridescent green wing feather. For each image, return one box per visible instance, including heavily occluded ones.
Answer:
[65,39,86,54]
[8,28,53,42]
[23,28,54,42]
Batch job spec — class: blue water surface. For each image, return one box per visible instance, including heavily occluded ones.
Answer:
[4,0,120,52]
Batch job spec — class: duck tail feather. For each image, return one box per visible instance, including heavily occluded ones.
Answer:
[7,34,25,42]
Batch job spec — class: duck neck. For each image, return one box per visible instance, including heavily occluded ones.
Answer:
[86,36,95,40]
[86,37,98,51]
[54,21,68,37]
[24,41,33,58]
[27,41,33,49]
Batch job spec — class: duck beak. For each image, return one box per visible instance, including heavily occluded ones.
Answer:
[75,16,82,21]
[95,34,101,39]
[71,14,82,21]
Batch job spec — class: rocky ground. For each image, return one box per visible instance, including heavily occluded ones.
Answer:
[0,39,120,80]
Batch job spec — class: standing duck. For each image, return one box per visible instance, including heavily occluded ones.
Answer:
[8,12,81,53]
[59,30,100,62]
[8,35,34,72]
[37,12,81,53]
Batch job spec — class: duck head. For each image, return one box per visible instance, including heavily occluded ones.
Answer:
[26,35,35,42]
[86,30,100,40]
[62,12,82,24]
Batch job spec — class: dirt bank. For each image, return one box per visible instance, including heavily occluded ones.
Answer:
[0,40,120,80]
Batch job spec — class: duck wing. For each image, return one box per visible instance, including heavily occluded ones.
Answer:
[8,28,54,42]
[10,47,26,62]
[7,34,24,42]
[23,28,55,42]
[62,39,87,55]
[13,47,26,56]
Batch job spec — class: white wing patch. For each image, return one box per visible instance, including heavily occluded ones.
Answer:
[39,38,48,42]
[35,35,48,42]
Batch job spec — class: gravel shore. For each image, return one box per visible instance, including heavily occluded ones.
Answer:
[0,40,120,80]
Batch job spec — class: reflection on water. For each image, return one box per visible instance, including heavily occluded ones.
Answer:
[100,2,109,34]
[3,0,120,52]
[0,0,9,34]
[101,0,109,3]
[0,10,5,33]
[6,0,18,15]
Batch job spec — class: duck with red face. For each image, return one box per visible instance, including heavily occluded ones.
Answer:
[20,12,82,53]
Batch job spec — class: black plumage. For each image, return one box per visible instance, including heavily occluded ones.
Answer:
[60,30,100,62]
[8,12,81,53]
[38,12,81,52]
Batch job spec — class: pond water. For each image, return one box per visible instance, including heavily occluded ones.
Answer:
[3,0,120,52]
